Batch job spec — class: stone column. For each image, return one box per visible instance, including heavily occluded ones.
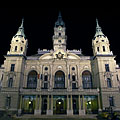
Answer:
[78,95,81,115]
[98,93,102,112]
[67,95,73,115]
[34,95,38,115]
[47,95,53,115]
[35,95,41,115]
[49,65,53,91]
[81,95,85,115]
[18,95,22,115]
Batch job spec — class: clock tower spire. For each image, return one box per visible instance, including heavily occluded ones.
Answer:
[53,12,67,51]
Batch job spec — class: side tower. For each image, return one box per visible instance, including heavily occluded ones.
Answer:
[0,19,28,113]
[53,12,67,51]
[92,19,120,111]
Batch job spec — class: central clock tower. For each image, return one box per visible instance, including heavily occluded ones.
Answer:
[53,12,67,51]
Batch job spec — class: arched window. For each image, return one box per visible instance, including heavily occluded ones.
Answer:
[8,78,13,87]
[54,70,65,89]
[107,78,112,88]
[15,46,17,52]
[27,70,37,89]
[82,71,92,89]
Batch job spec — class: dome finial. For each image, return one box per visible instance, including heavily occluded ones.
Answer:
[94,18,104,37]
[55,11,65,27]
[14,18,26,38]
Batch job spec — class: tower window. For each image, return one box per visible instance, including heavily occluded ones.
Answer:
[102,40,104,42]
[105,64,110,72]
[21,47,23,51]
[59,33,61,36]
[109,97,114,106]
[116,74,119,81]
[103,46,105,52]
[97,47,99,52]
[58,40,61,43]
[15,46,17,52]
[10,64,15,72]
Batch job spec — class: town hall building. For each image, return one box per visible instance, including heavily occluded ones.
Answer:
[0,13,120,116]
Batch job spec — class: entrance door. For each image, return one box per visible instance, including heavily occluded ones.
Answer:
[56,99,64,114]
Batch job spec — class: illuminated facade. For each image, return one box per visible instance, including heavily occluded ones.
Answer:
[0,13,120,115]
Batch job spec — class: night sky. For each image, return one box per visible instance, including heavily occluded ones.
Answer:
[0,8,120,65]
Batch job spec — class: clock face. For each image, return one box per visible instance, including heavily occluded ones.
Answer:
[58,27,62,31]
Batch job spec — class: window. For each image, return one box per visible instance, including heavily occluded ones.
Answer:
[102,40,104,42]
[72,67,75,70]
[72,83,76,89]
[109,97,114,106]
[10,64,15,72]
[6,97,11,108]
[72,75,76,81]
[45,67,48,71]
[58,40,61,43]
[54,71,65,89]
[15,46,17,52]
[21,47,23,51]
[82,71,92,89]
[107,78,112,88]
[105,64,110,72]
[103,46,105,52]
[44,75,48,81]
[27,70,37,89]
[59,33,61,36]
[97,47,99,52]
[8,78,13,87]
[44,83,48,89]
[116,74,119,81]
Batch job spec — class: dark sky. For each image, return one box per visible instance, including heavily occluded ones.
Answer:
[0,8,120,65]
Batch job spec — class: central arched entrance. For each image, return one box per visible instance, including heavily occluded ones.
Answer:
[54,70,65,89]
[53,96,67,115]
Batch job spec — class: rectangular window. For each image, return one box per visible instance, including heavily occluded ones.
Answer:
[72,75,76,81]
[6,97,11,108]
[10,64,15,72]
[8,78,13,87]
[103,46,105,52]
[44,75,48,81]
[109,97,114,106]
[105,64,110,72]
[97,47,99,52]
[116,74,119,81]
[107,78,112,88]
